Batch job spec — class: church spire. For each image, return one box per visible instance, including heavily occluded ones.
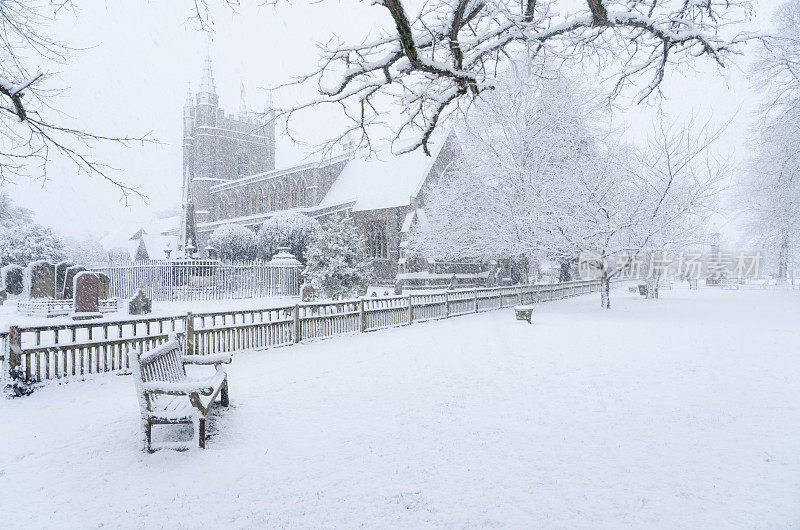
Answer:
[239,80,247,119]
[185,83,193,107]
[199,43,216,96]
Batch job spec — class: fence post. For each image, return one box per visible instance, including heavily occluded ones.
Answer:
[474,288,479,313]
[185,312,195,355]
[7,325,22,380]
[499,288,503,308]
[408,294,414,324]
[294,304,301,344]
[445,291,450,318]
[359,299,366,332]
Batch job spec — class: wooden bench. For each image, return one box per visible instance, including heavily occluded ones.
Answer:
[130,337,231,451]
[513,305,534,324]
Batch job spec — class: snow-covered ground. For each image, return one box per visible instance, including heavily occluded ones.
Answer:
[2,287,799,527]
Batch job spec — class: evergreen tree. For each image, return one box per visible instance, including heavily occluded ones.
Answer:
[209,224,258,261]
[306,215,372,299]
[257,211,321,263]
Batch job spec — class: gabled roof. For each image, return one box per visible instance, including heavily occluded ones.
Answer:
[317,133,451,212]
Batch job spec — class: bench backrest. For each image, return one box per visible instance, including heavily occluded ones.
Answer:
[138,339,186,383]
[130,338,186,413]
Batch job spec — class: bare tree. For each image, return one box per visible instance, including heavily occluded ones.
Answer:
[410,68,724,308]
[739,0,800,282]
[738,112,800,282]
[0,0,150,198]
[752,0,800,120]
[229,0,756,155]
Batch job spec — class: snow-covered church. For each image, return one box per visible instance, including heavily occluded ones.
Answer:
[175,53,463,282]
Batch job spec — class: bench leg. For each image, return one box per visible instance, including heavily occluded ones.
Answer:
[198,418,206,449]
[220,379,229,407]
[144,420,152,452]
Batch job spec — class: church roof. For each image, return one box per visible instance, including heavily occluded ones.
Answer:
[317,134,450,213]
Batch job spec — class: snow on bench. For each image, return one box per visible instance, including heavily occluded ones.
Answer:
[130,336,231,451]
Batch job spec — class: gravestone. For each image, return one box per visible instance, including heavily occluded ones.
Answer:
[26,261,56,299]
[447,273,457,290]
[301,279,314,302]
[73,272,100,318]
[97,273,110,299]
[63,265,86,300]
[394,279,403,295]
[55,261,76,299]
[129,289,152,315]
[1,264,24,295]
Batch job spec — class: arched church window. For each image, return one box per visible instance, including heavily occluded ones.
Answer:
[249,189,257,215]
[276,182,287,210]
[256,188,264,214]
[235,149,250,176]
[366,220,388,259]
[289,180,300,208]
[297,178,307,207]
[267,185,276,212]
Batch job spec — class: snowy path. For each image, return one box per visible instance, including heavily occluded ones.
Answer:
[1,288,799,527]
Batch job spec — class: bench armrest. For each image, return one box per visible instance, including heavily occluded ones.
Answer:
[142,368,226,397]
[182,353,232,365]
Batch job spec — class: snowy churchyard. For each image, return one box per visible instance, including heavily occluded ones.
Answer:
[3,287,800,527]
[3,0,800,527]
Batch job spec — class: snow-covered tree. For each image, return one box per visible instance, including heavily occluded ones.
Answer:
[0,222,66,267]
[738,113,800,282]
[305,215,372,299]
[257,211,321,263]
[411,68,723,308]
[739,1,800,281]
[213,0,754,154]
[209,223,258,262]
[107,247,132,266]
[63,236,109,267]
[0,190,66,267]
[0,1,148,194]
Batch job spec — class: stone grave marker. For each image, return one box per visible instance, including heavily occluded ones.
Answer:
[97,273,111,300]
[26,261,56,299]
[301,279,314,302]
[129,289,152,315]
[73,272,101,319]
[1,264,24,295]
[63,265,87,300]
[55,261,76,299]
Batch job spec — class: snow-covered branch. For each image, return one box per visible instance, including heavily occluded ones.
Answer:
[265,0,753,154]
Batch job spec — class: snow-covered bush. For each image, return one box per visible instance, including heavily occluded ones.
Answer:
[305,215,371,299]
[257,211,321,263]
[107,247,133,265]
[209,223,258,261]
[0,222,66,268]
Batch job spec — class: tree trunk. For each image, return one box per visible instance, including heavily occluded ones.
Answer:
[777,233,790,284]
[600,273,610,309]
[645,274,659,299]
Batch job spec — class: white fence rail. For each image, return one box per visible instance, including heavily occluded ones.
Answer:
[2,281,601,385]
[90,260,300,301]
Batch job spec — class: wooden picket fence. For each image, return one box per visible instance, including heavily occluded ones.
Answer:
[1,280,601,386]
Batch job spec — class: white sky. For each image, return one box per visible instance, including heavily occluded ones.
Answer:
[5,0,784,245]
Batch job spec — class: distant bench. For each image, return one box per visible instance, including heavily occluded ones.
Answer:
[131,338,231,451]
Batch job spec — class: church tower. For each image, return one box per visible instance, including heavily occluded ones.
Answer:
[182,47,276,254]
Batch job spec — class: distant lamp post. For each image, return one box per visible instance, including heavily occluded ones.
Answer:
[205,244,217,260]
